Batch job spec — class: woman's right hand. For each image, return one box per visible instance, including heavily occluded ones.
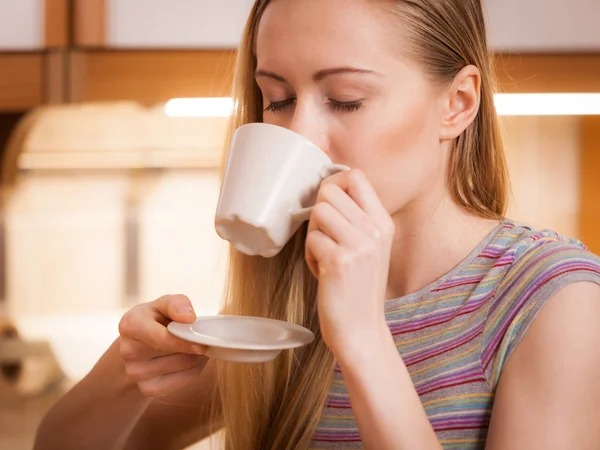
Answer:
[118,294,208,398]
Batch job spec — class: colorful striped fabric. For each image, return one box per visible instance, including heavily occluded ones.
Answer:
[310,219,600,449]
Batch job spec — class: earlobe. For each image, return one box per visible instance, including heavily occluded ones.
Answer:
[439,65,481,141]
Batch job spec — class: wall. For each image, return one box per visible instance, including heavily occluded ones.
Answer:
[3,110,585,382]
[4,105,229,381]
[0,0,43,51]
[76,0,600,51]
[484,0,600,52]
[6,170,228,381]
[106,0,255,48]
[503,116,581,237]
[1,0,599,53]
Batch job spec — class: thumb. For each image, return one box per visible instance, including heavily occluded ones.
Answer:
[154,294,197,323]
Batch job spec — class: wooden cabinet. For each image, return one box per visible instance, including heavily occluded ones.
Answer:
[494,54,600,93]
[68,50,236,103]
[580,117,600,255]
[0,53,65,112]
[2,1,600,108]
[0,0,68,111]
[0,55,44,111]
[69,0,243,102]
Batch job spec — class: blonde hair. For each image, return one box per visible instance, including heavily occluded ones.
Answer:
[216,1,508,449]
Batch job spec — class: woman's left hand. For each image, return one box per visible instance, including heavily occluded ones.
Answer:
[305,169,395,356]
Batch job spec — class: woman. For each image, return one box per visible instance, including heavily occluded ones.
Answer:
[35,0,600,449]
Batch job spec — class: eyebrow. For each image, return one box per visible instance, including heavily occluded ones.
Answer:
[254,67,378,83]
[314,67,377,81]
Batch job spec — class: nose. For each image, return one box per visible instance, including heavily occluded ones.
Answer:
[287,101,329,153]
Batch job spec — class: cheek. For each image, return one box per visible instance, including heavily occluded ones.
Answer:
[339,104,446,212]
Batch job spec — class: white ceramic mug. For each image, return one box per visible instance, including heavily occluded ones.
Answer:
[214,123,349,258]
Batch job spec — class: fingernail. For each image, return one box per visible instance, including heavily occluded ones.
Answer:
[177,306,195,315]
[191,345,205,354]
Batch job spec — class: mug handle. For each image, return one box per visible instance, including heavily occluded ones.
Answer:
[290,163,350,223]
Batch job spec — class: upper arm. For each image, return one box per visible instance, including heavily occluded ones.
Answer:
[486,282,600,450]
[124,359,222,450]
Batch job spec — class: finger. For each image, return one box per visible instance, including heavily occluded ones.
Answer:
[125,353,208,382]
[120,335,203,364]
[317,183,367,226]
[326,169,387,216]
[119,336,155,361]
[311,202,356,247]
[151,294,197,325]
[119,309,206,355]
[305,229,338,277]
[137,359,209,398]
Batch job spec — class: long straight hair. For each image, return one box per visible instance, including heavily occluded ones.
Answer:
[216,1,508,449]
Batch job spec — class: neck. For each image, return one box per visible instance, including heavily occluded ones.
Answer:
[386,192,501,300]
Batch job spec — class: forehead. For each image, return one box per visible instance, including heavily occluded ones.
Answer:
[255,0,399,70]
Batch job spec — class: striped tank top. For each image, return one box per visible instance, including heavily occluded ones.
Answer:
[310,219,600,449]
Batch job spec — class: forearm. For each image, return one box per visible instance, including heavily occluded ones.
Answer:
[34,338,151,450]
[336,330,442,450]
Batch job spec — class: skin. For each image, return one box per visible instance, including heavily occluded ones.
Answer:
[34,297,215,450]
[254,0,490,345]
[34,0,600,449]
[257,0,600,449]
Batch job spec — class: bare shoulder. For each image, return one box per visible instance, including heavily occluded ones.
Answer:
[487,281,600,450]
[125,359,221,450]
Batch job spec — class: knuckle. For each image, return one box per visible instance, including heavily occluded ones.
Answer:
[357,244,375,258]
[140,330,162,351]
[370,226,383,241]
[305,231,320,251]
[153,294,170,306]
[362,218,380,239]
[365,215,395,242]
[137,380,163,398]
[319,182,338,200]
[348,169,365,185]
[382,218,396,237]
[311,202,330,219]
[357,216,381,243]
[385,226,395,239]
[118,311,136,337]
[146,335,161,351]
[119,340,137,362]
[124,364,148,382]
[331,251,352,269]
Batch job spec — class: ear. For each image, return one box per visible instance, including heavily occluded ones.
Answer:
[439,65,481,141]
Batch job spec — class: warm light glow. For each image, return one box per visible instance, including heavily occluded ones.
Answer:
[164,94,600,118]
[494,93,600,116]
[164,97,234,118]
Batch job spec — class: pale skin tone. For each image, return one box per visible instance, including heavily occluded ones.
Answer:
[34,0,600,449]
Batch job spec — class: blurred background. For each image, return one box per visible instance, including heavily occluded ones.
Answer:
[0,0,599,449]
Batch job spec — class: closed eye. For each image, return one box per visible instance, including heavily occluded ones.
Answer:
[328,100,364,112]
[264,98,296,113]
[264,98,365,113]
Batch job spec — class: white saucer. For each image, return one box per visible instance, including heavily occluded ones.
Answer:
[167,315,315,363]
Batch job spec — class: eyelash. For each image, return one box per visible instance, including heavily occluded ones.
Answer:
[264,98,364,113]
